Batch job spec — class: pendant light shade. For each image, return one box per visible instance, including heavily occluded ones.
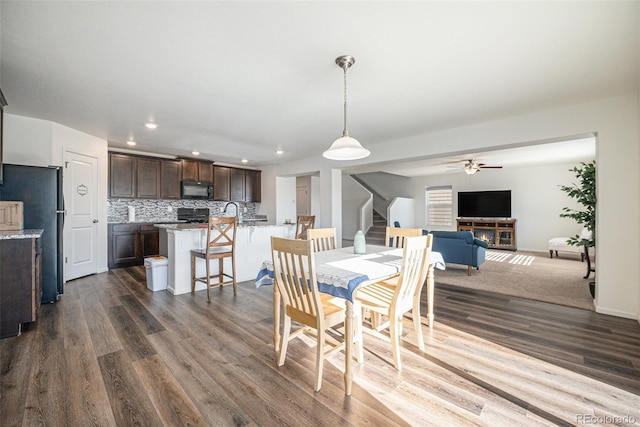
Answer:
[323,55,370,161]
[323,135,370,160]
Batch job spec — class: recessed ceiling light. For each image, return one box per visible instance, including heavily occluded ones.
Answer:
[241,159,248,163]
[192,151,200,156]
[145,122,157,129]
[276,150,284,155]
[127,140,136,146]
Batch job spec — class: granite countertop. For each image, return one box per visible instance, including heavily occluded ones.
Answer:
[0,229,44,240]
[155,222,282,230]
[107,219,185,224]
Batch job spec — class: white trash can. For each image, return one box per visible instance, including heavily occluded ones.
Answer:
[144,256,168,291]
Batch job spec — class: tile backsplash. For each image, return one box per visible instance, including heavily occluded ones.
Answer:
[108,199,258,223]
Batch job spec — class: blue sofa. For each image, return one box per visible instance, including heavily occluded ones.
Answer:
[424,230,489,276]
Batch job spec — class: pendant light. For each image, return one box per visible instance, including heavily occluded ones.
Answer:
[323,55,370,160]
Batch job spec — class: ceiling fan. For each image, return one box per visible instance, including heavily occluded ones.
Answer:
[451,159,503,175]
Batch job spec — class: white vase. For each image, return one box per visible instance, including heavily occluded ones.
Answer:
[354,230,366,254]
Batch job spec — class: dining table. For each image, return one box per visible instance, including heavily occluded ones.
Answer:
[255,244,445,396]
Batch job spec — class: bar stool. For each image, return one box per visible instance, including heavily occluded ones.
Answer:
[295,215,315,239]
[191,216,237,301]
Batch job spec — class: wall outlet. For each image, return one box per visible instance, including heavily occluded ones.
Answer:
[243,207,247,213]
[167,206,173,212]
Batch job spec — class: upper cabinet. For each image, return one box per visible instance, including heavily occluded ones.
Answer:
[109,153,181,199]
[109,153,136,198]
[109,152,260,202]
[160,160,181,199]
[213,166,261,202]
[136,157,160,199]
[245,169,261,203]
[181,159,212,182]
[230,168,245,201]
[213,166,231,201]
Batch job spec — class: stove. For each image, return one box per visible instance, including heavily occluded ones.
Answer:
[177,207,210,223]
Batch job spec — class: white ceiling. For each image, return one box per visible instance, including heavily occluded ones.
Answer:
[0,2,636,175]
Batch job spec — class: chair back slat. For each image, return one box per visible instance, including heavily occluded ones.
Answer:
[206,216,237,249]
[385,227,422,248]
[307,228,337,252]
[295,215,316,239]
[271,237,321,323]
[393,235,432,313]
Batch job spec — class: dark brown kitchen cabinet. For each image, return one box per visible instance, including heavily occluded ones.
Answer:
[0,237,42,338]
[108,223,160,268]
[109,153,136,198]
[137,157,161,198]
[245,170,261,202]
[181,159,213,182]
[213,166,231,201]
[230,168,245,201]
[160,159,181,199]
[213,166,261,202]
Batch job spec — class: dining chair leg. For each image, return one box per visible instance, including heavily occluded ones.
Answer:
[389,314,402,370]
[278,316,291,366]
[355,304,364,363]
[413,284,425,351]
[315,328,325,392]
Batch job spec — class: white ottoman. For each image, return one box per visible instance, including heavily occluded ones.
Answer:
[548,237,584,261]
[548,228,592,261]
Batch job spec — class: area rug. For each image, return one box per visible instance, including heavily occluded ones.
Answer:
[434,250,595,311]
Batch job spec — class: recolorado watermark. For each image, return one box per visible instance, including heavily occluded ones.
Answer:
[576,414,636,425]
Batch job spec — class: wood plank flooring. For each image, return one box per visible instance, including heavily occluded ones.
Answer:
[1,267,639,426]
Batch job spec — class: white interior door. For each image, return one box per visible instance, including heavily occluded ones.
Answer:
[64,151,99,280]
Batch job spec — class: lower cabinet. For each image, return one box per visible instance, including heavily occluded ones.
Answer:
[108,223,160,268]
[0,237,41,338]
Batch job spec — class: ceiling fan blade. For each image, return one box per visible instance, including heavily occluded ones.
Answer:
[479,165,502,169]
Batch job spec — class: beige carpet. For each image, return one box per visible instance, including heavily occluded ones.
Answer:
[434,250,595,311]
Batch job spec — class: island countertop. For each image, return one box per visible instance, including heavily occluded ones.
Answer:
[155,223,295,295]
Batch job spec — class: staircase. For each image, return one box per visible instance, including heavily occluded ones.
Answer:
[366,211,386,245]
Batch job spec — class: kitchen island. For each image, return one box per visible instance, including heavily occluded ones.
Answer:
[155,222,296,295]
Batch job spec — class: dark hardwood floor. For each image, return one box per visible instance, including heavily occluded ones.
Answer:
[1,267,639,426]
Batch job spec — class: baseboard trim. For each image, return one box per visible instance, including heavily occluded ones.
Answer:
[595,304,638,320]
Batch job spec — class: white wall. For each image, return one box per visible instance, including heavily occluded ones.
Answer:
[342,175,371,239]
[4,114,109,275]
[411,160,591,251]
[267,93,639,320]
[4,114,53,166]
[388,197,415,228]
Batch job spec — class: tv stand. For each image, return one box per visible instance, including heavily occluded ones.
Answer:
[457,218,517,251]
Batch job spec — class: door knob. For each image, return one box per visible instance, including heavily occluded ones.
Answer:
[93,219,99,223]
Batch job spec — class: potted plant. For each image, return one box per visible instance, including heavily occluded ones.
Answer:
[559,160,596,296]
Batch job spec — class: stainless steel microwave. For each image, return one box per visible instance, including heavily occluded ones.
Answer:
[180,180,214,200]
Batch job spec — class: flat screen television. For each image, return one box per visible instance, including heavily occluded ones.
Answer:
[458,190,511,218]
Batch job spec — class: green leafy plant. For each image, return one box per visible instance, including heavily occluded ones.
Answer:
[559,161,596,247]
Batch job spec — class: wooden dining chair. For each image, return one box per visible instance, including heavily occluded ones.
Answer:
[355,234,432,370]
[190,216,237,301]
[295,215,315,239]
[306,227,337,252]
[270,236,362,392]
[385,226,423,248]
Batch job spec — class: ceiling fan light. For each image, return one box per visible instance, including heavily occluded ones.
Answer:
[464,163,479,175]
[323,136,370,160]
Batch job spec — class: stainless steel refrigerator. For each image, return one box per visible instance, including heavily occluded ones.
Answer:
[0,164,64,303]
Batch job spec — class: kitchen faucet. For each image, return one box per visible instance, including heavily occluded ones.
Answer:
[223,202,239,216]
